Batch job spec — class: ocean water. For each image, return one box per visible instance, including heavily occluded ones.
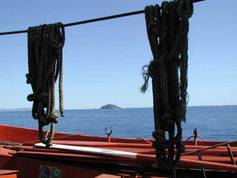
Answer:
[0,106,236,141]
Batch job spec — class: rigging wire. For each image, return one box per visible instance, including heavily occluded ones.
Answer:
[0,0,204,36]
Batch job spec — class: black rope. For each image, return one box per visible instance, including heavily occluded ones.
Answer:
[0,0,204,36]
[142,0,194,170]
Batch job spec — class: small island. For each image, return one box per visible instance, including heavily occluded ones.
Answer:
[100,104,121,110]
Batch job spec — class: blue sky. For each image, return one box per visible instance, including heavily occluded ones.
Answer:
[0,0,236,109]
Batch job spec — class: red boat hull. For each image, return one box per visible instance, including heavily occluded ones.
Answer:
[0,125,236,178]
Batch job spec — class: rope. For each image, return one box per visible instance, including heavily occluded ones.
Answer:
[142,0,193,169]
[26,23,65,147]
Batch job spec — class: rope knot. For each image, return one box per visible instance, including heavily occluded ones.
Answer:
[25,73,32,84]
[148,60,159,78]
[27,94,35,102]
[48,112,58,124]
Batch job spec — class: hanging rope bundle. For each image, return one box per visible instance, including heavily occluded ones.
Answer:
[26,23,65,147]
[141,0,193,169]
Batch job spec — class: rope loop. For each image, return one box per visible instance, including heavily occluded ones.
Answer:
[142,0,194,168]
[27,22,65,146]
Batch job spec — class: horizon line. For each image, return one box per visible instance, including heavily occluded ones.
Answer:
[0,104,237,111]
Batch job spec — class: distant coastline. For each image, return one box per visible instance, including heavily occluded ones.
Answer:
[0,105,237,112]
[0,108,31,112]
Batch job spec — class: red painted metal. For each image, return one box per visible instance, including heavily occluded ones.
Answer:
[0,125,237,178]
[0,170,18,178]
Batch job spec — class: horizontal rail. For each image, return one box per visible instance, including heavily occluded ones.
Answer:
[183,140,237,156]
[0,0,205,36]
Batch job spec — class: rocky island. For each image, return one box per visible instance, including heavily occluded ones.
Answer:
[100,104,121,110]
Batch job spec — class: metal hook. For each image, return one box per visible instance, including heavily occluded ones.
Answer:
[105,127,112,142]
[193,128,198,144]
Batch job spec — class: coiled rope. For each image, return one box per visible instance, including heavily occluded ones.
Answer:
[26,23,65,147]
[141,0,193,169]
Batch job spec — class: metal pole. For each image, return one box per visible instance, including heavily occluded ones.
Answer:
[0,0,205,36]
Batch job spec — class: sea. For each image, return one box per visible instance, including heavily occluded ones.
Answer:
[0,106,236,141]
